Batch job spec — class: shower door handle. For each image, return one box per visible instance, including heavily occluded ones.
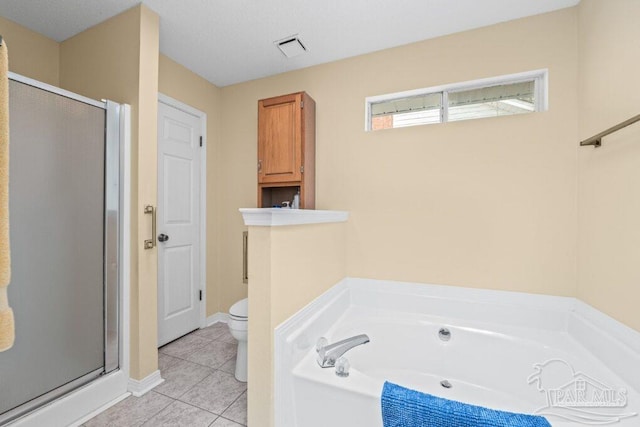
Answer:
[144,205,156,249]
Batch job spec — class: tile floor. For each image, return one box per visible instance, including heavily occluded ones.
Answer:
[83,323,246,427]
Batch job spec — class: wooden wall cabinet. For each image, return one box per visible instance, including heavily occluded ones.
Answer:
[257,91,315,208]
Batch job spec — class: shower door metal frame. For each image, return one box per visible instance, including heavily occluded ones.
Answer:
[104,99,120,374]
[2,72,121,425]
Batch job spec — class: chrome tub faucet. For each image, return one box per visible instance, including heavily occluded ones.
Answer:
[316,334,370,368]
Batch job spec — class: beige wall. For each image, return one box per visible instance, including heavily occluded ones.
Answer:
[158,54,223,315]
[247,222,347,427]
[577,0,640,332]
[237,11,581,425]
[136,7,160,379]
[0,16,59,86]
[59,5,160,380]
[222,7,580,317]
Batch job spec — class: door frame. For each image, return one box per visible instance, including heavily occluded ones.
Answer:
[157,93,207,331]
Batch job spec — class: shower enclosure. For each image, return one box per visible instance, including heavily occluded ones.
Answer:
[0,74,121,425]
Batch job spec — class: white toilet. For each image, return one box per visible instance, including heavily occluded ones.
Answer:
[228,298,248,382]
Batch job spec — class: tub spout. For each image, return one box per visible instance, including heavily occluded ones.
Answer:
[316,334,370,368]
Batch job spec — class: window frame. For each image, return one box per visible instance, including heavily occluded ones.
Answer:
[365,69,548,131]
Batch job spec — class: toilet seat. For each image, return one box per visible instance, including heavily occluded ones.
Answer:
[229,298,248,320]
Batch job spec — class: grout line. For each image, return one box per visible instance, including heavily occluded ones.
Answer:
[146,380,229,418]
[219,390,247,424]
[222,391,244,414]
[160,351,237,372]
[159,331,236,356]
[90,328,242,426]
[153,389,176,399]
[173,375,247,419]
[159,340,238,372]
[152,369,213,400]
[155,330,245,424]
[148,384,246,425]
[171,371,218,400]
[218,415,248,426]
[227,387,248,420]
[174,396,225,417]
[181,400,219,416]
[156,369,219,400]
[134,391,175,426]
[160,353,215,371]
[177,400,221,417]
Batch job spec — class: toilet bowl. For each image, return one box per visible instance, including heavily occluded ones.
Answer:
[228,298,248,382]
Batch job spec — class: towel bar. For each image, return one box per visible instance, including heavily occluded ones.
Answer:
[580,113,640,147]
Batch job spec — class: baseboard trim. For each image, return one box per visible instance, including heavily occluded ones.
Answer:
[206,312,229,326]
[127,370,163,397]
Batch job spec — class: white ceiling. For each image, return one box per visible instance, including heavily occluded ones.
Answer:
[0,0,579,87]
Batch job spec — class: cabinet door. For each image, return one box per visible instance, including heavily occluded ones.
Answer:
[258,93,302,183]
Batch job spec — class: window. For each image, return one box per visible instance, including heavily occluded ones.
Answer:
[366,70,547,131]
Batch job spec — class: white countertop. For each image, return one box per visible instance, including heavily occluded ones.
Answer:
[239,208,349,226]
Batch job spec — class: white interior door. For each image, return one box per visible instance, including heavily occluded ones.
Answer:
[157,97,204,346]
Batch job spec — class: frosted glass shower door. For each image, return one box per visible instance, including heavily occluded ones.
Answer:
[0,78,116,423]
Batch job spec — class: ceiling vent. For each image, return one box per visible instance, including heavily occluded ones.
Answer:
[275,35,307,58]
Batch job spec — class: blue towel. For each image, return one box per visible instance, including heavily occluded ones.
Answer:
[381,382,551,427]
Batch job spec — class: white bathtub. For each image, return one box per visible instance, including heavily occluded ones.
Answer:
[275,279,640,427]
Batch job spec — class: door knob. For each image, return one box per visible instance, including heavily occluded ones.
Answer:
[158,233,169,242]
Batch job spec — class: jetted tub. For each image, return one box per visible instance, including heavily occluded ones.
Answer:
[275,279,640,427]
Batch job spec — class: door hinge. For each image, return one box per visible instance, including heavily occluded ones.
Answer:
[199,136,203,147]
[300,101,304,108]
[300,165,304,173]
[199,290,202,301]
